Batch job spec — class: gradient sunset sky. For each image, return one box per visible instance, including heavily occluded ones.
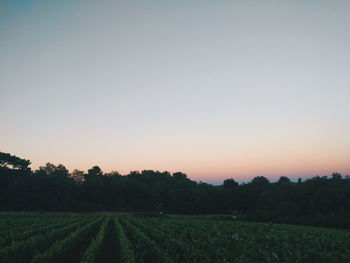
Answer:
[1,0,349,184]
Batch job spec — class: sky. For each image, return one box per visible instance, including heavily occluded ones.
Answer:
[1,0,349,184]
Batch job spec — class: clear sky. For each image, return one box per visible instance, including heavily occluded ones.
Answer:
[1,0,349,184]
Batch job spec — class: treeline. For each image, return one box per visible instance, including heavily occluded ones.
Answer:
[1,152,350,228]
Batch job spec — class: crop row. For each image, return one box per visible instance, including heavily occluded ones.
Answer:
[0,215,350,263]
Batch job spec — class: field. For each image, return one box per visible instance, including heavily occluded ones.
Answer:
[0,214,349,263]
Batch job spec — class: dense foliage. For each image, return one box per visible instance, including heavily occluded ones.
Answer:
[0,214,349,263]
[1,152,350,228]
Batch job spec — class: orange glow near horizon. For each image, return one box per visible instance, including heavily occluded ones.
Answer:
[22,139,350,183]
[16,121,348,183]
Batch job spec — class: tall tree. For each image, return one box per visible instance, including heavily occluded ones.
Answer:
[87,166,103,176]
[0,152,31,170]
[37,163,69,176]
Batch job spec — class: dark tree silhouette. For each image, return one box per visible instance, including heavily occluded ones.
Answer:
[87,166,103,176]
[37,163,69,176]
[1,151,350,229]
[277,176,291,185]
[71,169,85,181]
[223,178,239,188]
[0,152,31,170]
